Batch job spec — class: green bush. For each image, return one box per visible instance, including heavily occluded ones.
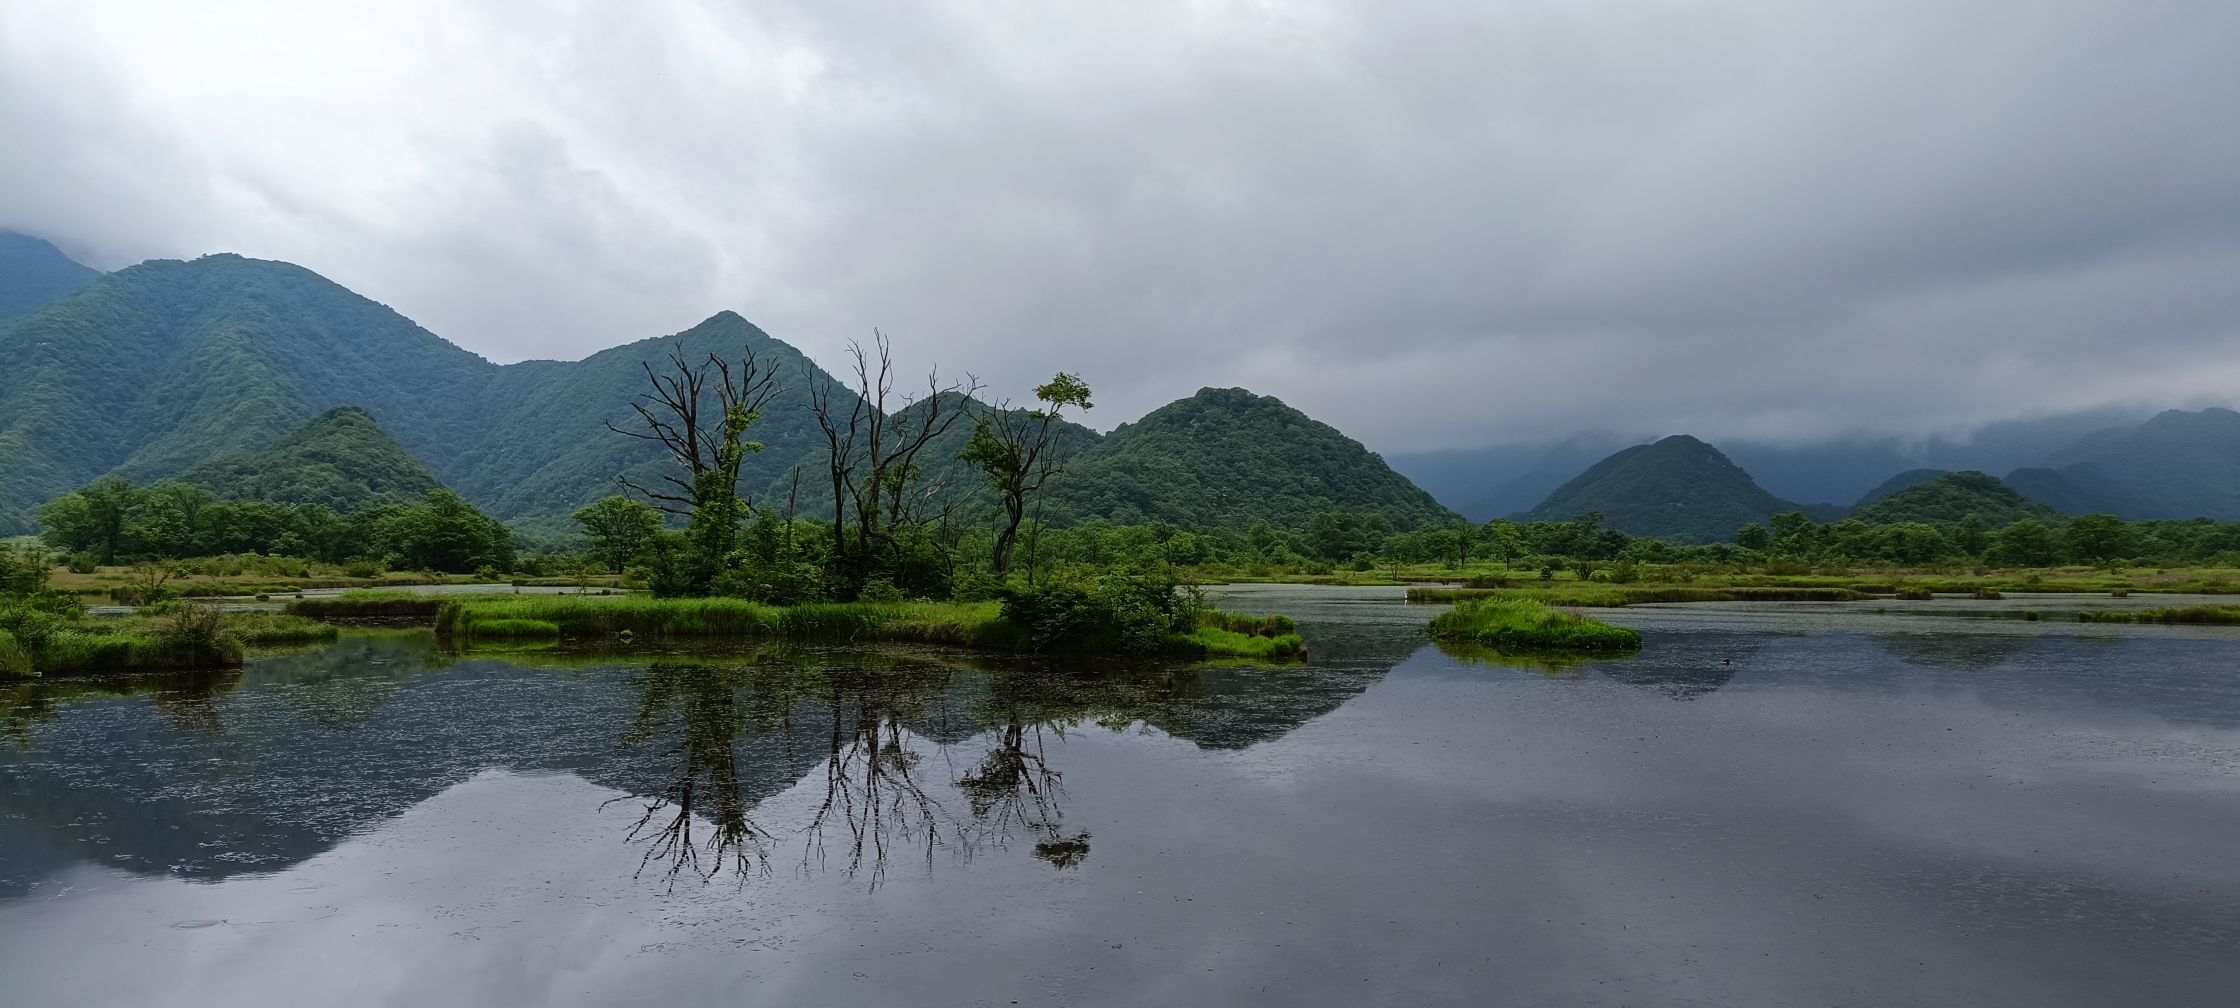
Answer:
[1895,587,1934,601]
[66,552,99,574]
[0,630,32,678]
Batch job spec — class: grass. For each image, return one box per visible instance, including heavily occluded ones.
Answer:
[285,590,456,619]
[431,595,1306,660]
[1406,585,1869,606]
[0,605,332,678]
[2074,605,2240,625]
[1426,597,1642,654]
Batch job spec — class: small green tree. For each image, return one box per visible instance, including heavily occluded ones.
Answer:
[961,373,1093,576]
[574,496,663,571]
[1735,523,1770,552]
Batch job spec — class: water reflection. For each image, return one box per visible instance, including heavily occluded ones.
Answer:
[0,634,1394,894]
[1876,631,2046,671]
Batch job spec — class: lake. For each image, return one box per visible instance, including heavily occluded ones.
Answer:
[3,585,2236,1006]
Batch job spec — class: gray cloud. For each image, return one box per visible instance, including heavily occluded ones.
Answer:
[3,0,2235,450]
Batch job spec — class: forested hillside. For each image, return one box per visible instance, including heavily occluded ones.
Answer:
[0,250,1441,537]
[174,406,446,511]
[1521,435,1809,543]
[1847,471,2056,528]
[0,253,855,533]
[1048,387,1456,530]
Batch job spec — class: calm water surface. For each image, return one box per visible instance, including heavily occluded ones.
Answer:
[3,586,2236,1007]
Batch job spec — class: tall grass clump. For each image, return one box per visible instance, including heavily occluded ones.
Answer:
[1427,598,1642,654]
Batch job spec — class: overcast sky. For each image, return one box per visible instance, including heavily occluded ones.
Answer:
[3,1,2235,451]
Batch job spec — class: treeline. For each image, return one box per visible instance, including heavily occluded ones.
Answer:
[35,476,516,574]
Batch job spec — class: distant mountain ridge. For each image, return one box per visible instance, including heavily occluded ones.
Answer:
[1996,408,2240,520]
[0,231,101,325]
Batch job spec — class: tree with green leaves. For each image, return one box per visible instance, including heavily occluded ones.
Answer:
[574,496,663,571]
[36,475,143,564]
[1736,523,1770,552]
[377,490,516,573]
[2063,513,2131,564]
[961,372,1093,575]
[610,344,782,597]
[1984,518,2060,567]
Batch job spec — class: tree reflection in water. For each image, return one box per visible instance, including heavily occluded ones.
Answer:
[612,653,1229,886]
[611,661,785,884]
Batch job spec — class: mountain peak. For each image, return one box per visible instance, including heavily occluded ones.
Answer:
[174,404,446,511]
[1523,435,1800,543]
[1048,388,1454,530]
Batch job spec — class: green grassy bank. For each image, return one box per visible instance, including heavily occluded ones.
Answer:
[0,605,334,679]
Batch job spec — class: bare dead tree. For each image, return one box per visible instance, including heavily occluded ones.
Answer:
[608,343,784,517]
[808,330,980,594]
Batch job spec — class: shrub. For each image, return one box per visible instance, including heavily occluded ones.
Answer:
[343,560,383,579]
[0,630,32,678]
[66,552,99,575]
[1895,587,1934,601]
[858,577,907,604]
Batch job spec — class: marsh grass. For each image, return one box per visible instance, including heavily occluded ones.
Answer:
[1405,585,1868,606]
[1427,598,1642,654]
[2074,605,2240,625]
[432,595,1304,660]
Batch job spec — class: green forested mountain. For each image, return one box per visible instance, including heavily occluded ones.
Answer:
[0,253,857,534]
[0,232,100,324]
[1847,471,2055,527]
[1046,387,1456,530]
[1854,468,1950,508]
[2,249,1437,539]
[442,311,853,531]
[1522,435,1808,543]
[2001,409,2240,519]
[174,406,446,511]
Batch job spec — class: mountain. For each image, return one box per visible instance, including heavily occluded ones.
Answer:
[0,252,857,534]
[1388,433,1632,522]
[1399,407,2157,516]
[1847,471,2056,528]
[1520,435,1807,543]
[173,406,446,511]
[0,232,101,324]
[1854,468,1951,508]
[1047,387,1456,530]
[2000,408,2240,519]
[2001,467,2110,515]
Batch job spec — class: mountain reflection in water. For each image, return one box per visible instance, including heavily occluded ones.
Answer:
[0,632,1391,891]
